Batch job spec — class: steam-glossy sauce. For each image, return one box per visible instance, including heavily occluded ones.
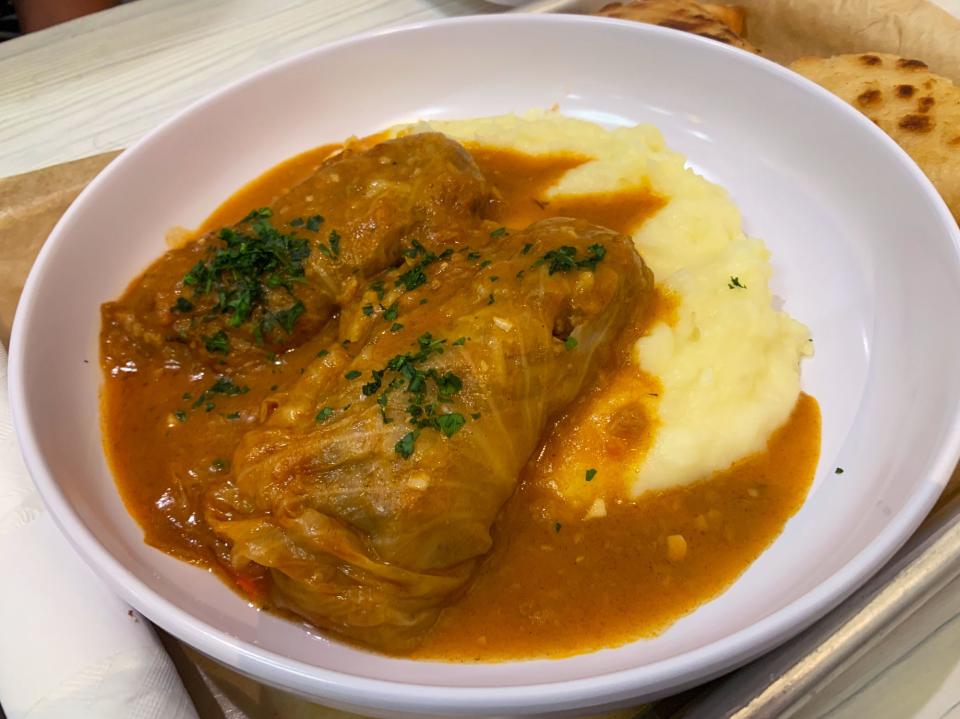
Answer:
[101,137,820,659]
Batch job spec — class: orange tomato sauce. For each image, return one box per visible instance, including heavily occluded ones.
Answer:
[103,135,820,660]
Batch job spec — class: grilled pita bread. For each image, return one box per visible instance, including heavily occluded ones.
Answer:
[597,0,758,53]
[792,53,960,222]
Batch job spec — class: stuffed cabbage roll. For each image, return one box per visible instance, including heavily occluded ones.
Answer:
[204,217,654,651]
[102,133,492,371]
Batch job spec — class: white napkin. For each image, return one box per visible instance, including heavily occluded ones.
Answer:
[0,344,198,719]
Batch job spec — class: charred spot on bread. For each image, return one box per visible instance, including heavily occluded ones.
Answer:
[899,114,934,133]
[918,96,936,113]
[860,54,882,66]
[897,58,928,70]
[949,136,960,146]
[896,84,916,98]
[856,89,882,107]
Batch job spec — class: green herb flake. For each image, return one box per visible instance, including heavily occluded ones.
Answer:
[554,522,562,533]
[383,304,399,321]
[467,251,482,261]
[585,468,597,482]
[521,243,534,255]
[532,244,607,275]
[181,213,310,339]
[315,406,335,423]
[564,336,578,351]
[317,349,330,358]
[728,276,747,289]
[241,207,272,222]
[225,412,241,420]
[370,280,386,301]
[490,227,508,238]
[362,304,374,317]
[487,293,495,305]
[210,459,227,472]
[305,215,324,232]
[436,412,466,437]
[191,376,250,408]
[289,217,305,228]
[390,322,404,333]
[835,467,844,475]
[174,410,187,423]
[204,330,230,355]
[452,336,467,346]
[395,431,418,458]
[328,230,341,257]
[479,259,493,269]
[182,392,192,400]
[345,370,362,380]
[471,412,481,420]
[172,297,193,313]
[489,276,499,282]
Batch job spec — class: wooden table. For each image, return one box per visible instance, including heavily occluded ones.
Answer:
[3,2,960,718]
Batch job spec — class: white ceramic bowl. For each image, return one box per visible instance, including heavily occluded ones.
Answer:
[10,14,960,719]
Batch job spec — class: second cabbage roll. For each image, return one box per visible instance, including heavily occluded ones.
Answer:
[204,218,654,651]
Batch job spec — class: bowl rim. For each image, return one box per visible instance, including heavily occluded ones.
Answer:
[10,12,960,715]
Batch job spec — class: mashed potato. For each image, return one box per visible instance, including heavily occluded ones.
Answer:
[397,111,811,498]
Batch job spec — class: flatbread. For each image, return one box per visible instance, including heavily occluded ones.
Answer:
[735,0,960,84]
[596,0,758,53]
[792,53,960,222]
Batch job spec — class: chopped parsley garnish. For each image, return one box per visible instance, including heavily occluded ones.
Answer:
[305,214,324,232]
[242,207,272,221]
[532,243,607,275]
[554,522,562,533]
[317,349,329,358]
[585,468,597,482]
[489,276,499,282]
[383,304,399,321]
[395,242,449,293]
[516,270,525,280]
[395,431,418,458]
[521,242,534,255]
[345,370,362,380]
[181,211,310,340]
[728,276,747,289]
[470,412,481,420]
[354,333,472,458]
[225,412,241,420]
[289,217,305,228]
[172,297,193,313]
[370,280,386,301]
[191,376,249,409]
[362,304,374,317]
[436,412,466,437]
[315,406,334,423]
[204,330,230,355]
[487,293,495,305]
[490,227,507,238]
[210,459,227,472]
[835,467,844,475]
[390,322,404,332]
[564,336,578,351]
[467,251,482,261]
[174,410,187,423]
[257,300,304,341]
[182,392,192,400]
[452,337,467,346]
[480,259,493,269]
[317,230,341,259]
